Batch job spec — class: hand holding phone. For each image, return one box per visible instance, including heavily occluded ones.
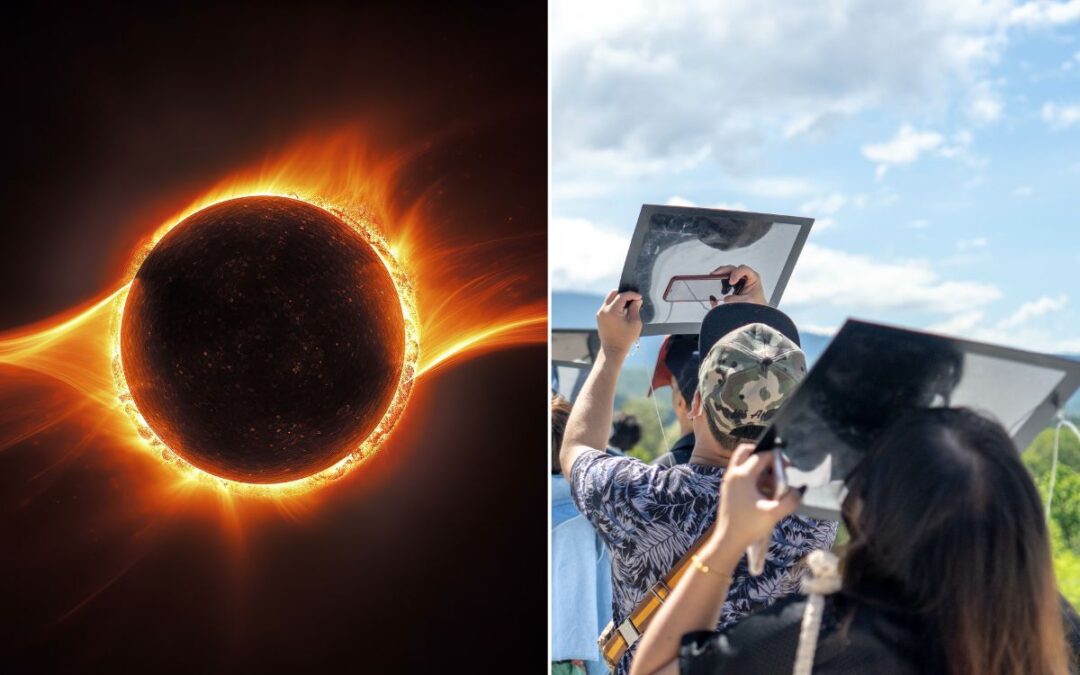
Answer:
[710,264,768,306]
[711,446,801,568]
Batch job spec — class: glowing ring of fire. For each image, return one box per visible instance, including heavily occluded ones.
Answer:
[110,192,419,497]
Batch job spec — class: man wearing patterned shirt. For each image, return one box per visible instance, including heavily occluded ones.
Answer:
[558,267,837,675]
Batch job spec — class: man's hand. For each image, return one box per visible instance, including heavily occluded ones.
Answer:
[708,445,801,553]
[709,265,767,306]
[596,289,643,359]
[559,290,642,475]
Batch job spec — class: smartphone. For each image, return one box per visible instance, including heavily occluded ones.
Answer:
[747,449,789,576]
[772,449,788,497]
[662,274,744,302]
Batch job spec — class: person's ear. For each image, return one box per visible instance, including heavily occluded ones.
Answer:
[689,390,703,419]
[669,376,685,413]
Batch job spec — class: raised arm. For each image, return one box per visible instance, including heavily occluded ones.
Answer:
[629,445,801,675]
[559,290,643,476]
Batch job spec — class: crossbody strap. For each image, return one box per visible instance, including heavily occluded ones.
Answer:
[597,526,716,670]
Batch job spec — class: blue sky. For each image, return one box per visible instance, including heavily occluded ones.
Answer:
[551,0,1080,353]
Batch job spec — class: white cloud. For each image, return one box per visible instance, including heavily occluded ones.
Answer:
[551,224,1078,352]
[784,243,1002,315]
[800,193,848,216]
[862,125,945,164]
[938,128,973,157]
[665,195,748,210]
[1009,0,1080,27]
[920,292,1074,351]
[925,296,1079,352]
[967,80,1005,123]
[557,143,713,181]
[863,125,985,177]
[1013,184,1034,196]
[552,179,616,201]
[957,237,989,251]
[929,310,986,334]
[666,195,696,207]
[998,294,1069,328]
[939,128,988,168]
[549,2,1080,353]
[550,222,1006,324]
[550,217,628,291]
[930,294,1076,352]
[798,193,847,231]
[801,323,841,337]
[862,125,945,178]
[736,177,817,199]
[552,0,1019,179]
[784,249,1075,353]
[862,189,899,208]
[1042,101,1080,129]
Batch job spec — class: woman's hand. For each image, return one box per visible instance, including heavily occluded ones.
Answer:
[709,444,801,553]
[629,447,799,675]
[709,264,767,306]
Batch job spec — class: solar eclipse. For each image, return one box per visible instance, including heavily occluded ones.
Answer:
[118,195,414,485]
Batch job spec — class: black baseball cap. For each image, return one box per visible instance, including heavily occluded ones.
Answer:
[698,303,801,359]
[649,334,699,399]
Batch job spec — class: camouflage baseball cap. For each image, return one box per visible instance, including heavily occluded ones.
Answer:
[698,322,806,439]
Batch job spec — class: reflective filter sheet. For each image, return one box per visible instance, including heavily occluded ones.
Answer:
[757,319,1080,520]
[618,204,813,336]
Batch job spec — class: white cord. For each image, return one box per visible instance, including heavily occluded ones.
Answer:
[650,390,672,455]
[793,550,842,675]
[661,278,721,324]
[1047,410,1080,520]
[682,280,712,312]
[747,537,768,576]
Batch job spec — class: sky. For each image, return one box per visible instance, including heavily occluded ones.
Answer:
[551,0,1080,353]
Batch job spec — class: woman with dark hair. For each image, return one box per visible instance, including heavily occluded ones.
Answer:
[630,407,1078,675]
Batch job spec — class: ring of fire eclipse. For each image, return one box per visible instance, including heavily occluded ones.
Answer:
[115,195,418,491]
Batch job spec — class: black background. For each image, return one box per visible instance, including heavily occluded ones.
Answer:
[0,2,547,671]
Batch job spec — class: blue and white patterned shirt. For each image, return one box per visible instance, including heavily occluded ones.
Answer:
[569,449,838,675]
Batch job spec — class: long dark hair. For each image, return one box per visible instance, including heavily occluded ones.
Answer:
[841,407,1070,675]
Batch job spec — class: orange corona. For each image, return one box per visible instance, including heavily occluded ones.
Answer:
[0,132,546,502]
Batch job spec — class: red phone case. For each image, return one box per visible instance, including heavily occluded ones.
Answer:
[662,274,730,302]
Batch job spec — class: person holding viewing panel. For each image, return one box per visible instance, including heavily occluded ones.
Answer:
[628,319,1080,675]
[559,265,837,675]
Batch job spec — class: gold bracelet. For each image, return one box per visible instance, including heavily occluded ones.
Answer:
[690,553,727,580]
